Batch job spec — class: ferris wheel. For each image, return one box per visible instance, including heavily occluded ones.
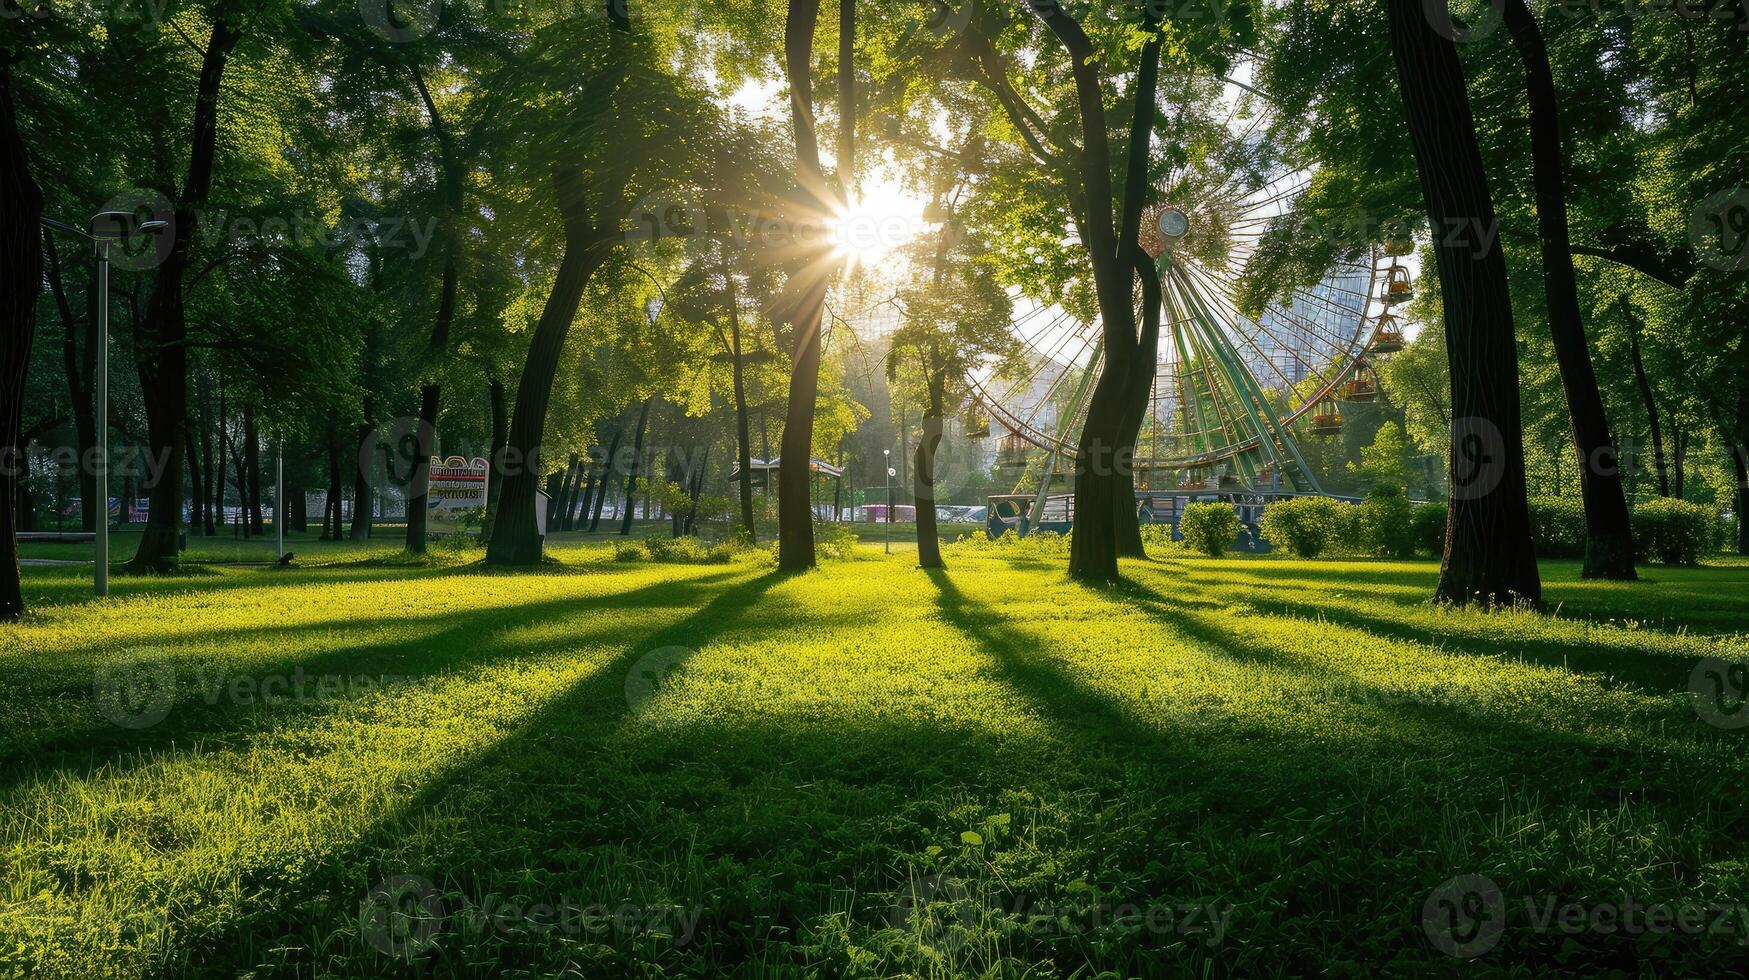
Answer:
[964,72,1413,496]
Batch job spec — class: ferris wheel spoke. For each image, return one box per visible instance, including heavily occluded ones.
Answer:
[1177,259,1341,400]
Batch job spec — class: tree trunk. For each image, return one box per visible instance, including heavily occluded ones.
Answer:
[620,397,652,536]
[231,422,251,539]
[324,422,343,540]
[571,449,596,531]
[544,469,563,528]
[44,240,99,532]
[1501,0,1635,579]
[727,266,756,541]
[349,405,373,540]
[776,0,837,571]
[184,425,203,537]
[915,407,945,569]
[1622,302,1668,496]
[1388,0,1541,607]
[215,390,227,531]
[483,378,507,538]
[486,164,617,565]
[1115,256,1163,560]
[590,427,621,532]
[199,394,215,534]
[244,402,262,534]
[405,382,439,553]
[1,56,45,619]
[128,17,240,571]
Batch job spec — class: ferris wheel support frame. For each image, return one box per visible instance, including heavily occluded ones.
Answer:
[1162,257,1325,494]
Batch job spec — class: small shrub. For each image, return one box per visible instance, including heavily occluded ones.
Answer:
[1179,502,1241,557]
[644,535,710,563]
[1139,522,1187,556]
[1527,496,1587,558]
[1724,513,1740,554]
[1259,496,1352,559]
[1410,501,1446,557]
[613,540,647,562]
[1632,498,1717,565]
[814,522,862,561]
[1359,486,1417,558]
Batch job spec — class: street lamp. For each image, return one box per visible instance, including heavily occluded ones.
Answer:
[883,449,894,556]
[41,211,169,596]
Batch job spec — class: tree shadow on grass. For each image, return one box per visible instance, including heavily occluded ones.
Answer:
[1125,567,1703,694]
[153,570,795,977]
[0,567,755,799]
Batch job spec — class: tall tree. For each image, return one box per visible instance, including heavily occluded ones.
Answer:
[1,49,45,619]
[1387,0,1539,605]
[128,13,242,570]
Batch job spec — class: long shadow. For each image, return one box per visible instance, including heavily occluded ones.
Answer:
[923,568,1185,775]
[0,568,751,798]
[1132,570,1699,694]
[160,569,793,977]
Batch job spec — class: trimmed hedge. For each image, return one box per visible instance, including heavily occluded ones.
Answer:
[1260,496,1355,559]
[1359,486,1417,558]
[1631,498,1717,565]
[1410,501,1446,557]
[1527,496,1587,559]
[1179,502,1242,557]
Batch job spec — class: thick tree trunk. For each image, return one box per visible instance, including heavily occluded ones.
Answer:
[1622,303,1669,497]
[1115,257,1163,560]
[199,397,215,534]
[619,398,652,536]
[486,164,616,565]
[1502,0,1635,579]
[589,428,621,532]
[915,411,945,568]
[404,382,439,552]
[128,18,240,571]
[1,56,45,619]
[1388,0,1540,607]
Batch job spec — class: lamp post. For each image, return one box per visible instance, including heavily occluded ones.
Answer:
[41,212,168,597]
[275,441,284,560]
[883,448,893,556]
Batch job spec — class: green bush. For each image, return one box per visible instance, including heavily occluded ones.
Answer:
[1632,498,1717,565]
[1259,496,1353,559]
[1724,513,1740,554]
[1179,502,1242,557]
[1527,496,1587,559]
[1359,486,1417,558]
[1410,501,1446,557]
[613,540,647,562]
[1139,522,1187,555]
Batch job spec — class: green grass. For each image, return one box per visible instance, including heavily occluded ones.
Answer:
[3,539,1748,978]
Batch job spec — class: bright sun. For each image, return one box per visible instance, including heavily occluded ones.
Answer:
[831,182,925,267]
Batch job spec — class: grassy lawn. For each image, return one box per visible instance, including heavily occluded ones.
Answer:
[3,539,1748,977]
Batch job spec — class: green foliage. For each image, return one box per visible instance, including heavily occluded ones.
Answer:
[1178,502,1241,557]
[1358,486,1416,559]
[1632,499,1718,566]
[945,529,1072,560]
[1259,497,1355,559]
[614,539,648,562]
[1350,424,1412,492]
[1410,501,1447,558]
[1527,496,1588,559]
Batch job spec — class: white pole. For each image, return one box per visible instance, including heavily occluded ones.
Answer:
[94,242,109,597]
[275,442,284,559]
